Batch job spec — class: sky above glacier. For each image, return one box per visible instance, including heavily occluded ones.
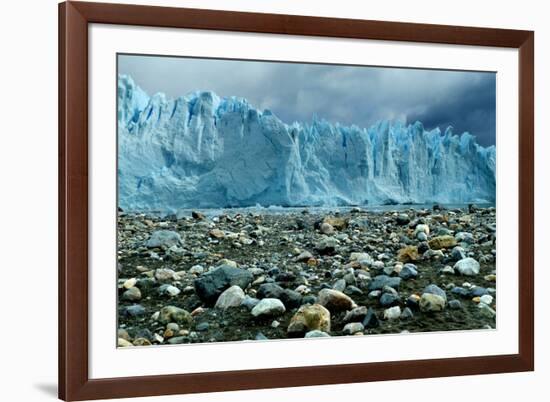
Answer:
[119,54,496,146]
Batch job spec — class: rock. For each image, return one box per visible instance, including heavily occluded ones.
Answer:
[349,252,373,266]
[123,278,137,289]
[209,228,225,239]
[416,232,428,242]
[296,251,313,262]
[118,338,133,347]
[317,289,357,312]
[480,295,494,305]
[155,268,179,284]
[189,265,204,275]
[287,304,331,336]
[383,306,401,320]
[368,275,401,291]
[470,286,489,297]
[406,294,421,310]
[118,328,130,341]
[428,235,457,250]
[241,295,260,310]
[159,284,181,297]
[194,265,253,305]
[484,274,497,282]
[305,330,331,338]
[448,299,462,309]
[399,263,418,280]
[454,258,480,276]
[145,230,182,248]
[451,246,467,261]
[380,292,400,307]
[320,222,335,235]
[323,216,348,230]
[158,306,193,326]
[332,278,347,292]
[396,214,410,225]
[121,287,142,301]
[255,332,268,340]
[397,246,419,262]
[455,232,474,243]
[192,211,205,220]
[362,308,380,328]
[343,322,364,335]
[215,285,246,309]
[400,307,414,319]
[414,224,430,236]
[440,265,455,275]
[478,303,496,318]
[423,284,447,302]
[167,336,187,345]
[315,237,339,255]
[251,298,286,318]
[281,289,303,309]
[122,304,146,317]
[196,322,209,331]
[133,338,152,346]
[257,283,284,299]
[419,293,446,312]
[343,306,368,323]
[451,286,471,298]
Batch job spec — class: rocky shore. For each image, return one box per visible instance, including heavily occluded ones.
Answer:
[117,205,496,347]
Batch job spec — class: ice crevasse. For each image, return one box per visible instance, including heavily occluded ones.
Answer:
[117,74,496,212]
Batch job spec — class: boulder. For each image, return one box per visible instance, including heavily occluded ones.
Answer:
[194,265,253,305]
[287,304,331,336]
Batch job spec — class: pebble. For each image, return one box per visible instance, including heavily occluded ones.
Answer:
[362,308,380,328]
[305,330,331,338]
[383,306,401,320]
[419,293,446,312]
[454,257,481,276]
[343,322,364,335]
[214,285,246,309]
[121,286,142,301]
[251,298,286,318]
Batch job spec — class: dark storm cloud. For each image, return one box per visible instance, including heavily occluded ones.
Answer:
[119,55,496,146]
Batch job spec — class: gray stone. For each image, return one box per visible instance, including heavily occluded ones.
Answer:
[121,287,142,301]
[251,298,286,318]
[343,322,364,335]
[383,306,401,320]
[423,284,447,302]
[419,293,446,312]
[215,285,246,309]
[400,307,414,319]
[399,263,418,280]
[362,308,380,328]
[448,299,463,309]
[454,257,480,276]
[380,292,400,307]
[241,295,260,310]
[368,275,402,291]
[451,246,467,261]
[305,330,330,338]
[145,230,182,248]
[122,304,146,317]
[194,265,253,305]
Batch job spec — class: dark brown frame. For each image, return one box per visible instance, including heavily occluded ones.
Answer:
[59,1,534,400]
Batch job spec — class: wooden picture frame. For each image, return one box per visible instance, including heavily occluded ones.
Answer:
[59,1,534,400]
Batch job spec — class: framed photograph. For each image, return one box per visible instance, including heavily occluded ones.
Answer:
[59,1,534,400]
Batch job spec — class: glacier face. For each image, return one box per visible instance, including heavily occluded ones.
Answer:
[117,74,496,212]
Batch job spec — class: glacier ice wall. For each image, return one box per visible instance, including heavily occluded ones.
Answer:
[117,74,496,212]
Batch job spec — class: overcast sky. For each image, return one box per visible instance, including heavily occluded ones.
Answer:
[118,54,496,146]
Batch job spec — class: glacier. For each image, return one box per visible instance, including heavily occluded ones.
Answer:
[117,74,496,212]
